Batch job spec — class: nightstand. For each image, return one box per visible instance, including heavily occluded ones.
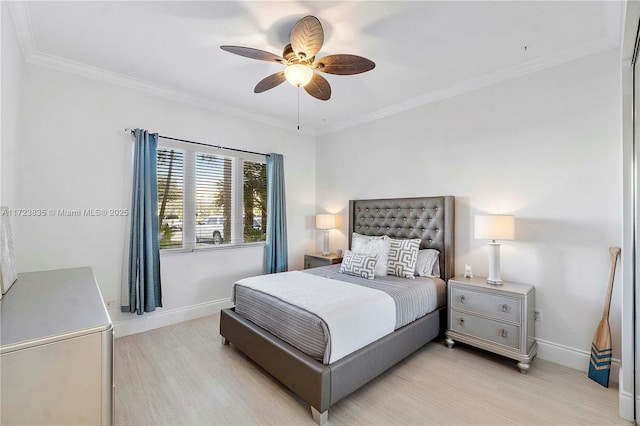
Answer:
[445,276,537,374]
[304,253,343,269]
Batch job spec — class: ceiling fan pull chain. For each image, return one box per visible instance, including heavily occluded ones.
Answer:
[297,88,300,131]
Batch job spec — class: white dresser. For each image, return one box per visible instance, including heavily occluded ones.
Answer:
[445,276,537,374]
[0,267,113,425]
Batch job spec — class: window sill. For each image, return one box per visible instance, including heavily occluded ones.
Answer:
[160,242,265,256]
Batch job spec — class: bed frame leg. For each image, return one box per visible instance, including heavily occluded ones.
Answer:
[311,407,328,425]
[221,336,229,346]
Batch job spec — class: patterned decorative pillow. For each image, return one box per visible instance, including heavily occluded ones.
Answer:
[385,237,421,279]
[351,233,391,277]
[415,249,440,277]
[339,250,378,280]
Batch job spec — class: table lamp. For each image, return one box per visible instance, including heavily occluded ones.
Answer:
[474,214,515,285]
[316,214,336,256]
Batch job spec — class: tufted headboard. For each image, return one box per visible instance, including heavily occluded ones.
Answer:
[348,196,455,282]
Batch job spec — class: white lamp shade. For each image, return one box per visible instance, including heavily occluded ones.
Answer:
[285,64,314,87]
[316,214,336,230]
[474,215,515,241]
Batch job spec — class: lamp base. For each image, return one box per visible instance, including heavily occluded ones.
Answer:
[322,229,330,256]
[486,242,503,285]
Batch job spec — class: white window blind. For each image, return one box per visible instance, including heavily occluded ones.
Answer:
[157,143,266,251]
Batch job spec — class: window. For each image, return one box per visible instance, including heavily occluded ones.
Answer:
[157,143,267,250]
[158,149,184,249]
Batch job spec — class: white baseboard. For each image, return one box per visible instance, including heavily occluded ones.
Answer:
[618,388,634,421]
[112,298,233,338]
[617,369,635,421]
[536,338,620,384]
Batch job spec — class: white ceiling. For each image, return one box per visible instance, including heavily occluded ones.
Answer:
[8,1,622,136]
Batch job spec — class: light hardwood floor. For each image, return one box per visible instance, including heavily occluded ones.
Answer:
[115,314,629,425]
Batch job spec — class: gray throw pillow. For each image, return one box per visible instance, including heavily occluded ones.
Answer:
[339,250,378,280]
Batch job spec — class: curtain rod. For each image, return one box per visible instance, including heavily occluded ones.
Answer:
[125,129,270,157]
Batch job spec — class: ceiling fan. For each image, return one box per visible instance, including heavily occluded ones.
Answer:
[220,15,375,101]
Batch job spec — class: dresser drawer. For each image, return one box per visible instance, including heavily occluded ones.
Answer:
[451,287,521,323]
[450,311,520,350]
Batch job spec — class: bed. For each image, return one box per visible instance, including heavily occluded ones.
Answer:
[219,196,454,424]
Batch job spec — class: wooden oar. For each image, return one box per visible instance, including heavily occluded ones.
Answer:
[588,247,621,387]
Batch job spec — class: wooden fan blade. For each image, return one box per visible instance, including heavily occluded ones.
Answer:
[290,16,324,62]
[312,54,376,75]
[304,73,331,101]
[220,46,285,64]
[254,72,286,93]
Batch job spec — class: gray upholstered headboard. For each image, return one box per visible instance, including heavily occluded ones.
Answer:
[348,196,455,282]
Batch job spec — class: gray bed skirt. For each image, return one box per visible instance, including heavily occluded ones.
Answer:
[220,306,444,422]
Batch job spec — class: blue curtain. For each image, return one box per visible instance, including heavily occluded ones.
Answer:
[124,129,162,314]
[265,153,288,273]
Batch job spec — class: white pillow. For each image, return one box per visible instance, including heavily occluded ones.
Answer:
[352,233,391,277]
[351,232,384,244]
[415,249,440,277]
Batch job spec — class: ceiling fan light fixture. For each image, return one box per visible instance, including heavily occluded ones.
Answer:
[221,15,374,101]
[284,64,313,87]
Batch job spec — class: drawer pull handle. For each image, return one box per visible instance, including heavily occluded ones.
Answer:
[501,329,508,338]
[459,318,465,326]
[460,295,466,303]
[501,304,509,313]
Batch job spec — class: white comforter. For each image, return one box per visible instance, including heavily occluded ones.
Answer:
[235,270,396,363]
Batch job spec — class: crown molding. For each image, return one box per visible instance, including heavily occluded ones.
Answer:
[6,1,317,138]
[8,1,620,140]
[6,0,36,57]
[317,36,618,137]
[29,50,317,137]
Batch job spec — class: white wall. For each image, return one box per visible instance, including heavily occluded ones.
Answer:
[1,1,24,208]
[12,63,316,334]
[316,49,623,375]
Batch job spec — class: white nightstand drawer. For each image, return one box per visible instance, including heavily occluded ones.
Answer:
[451,287,521,323]
[450,311,520,350]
